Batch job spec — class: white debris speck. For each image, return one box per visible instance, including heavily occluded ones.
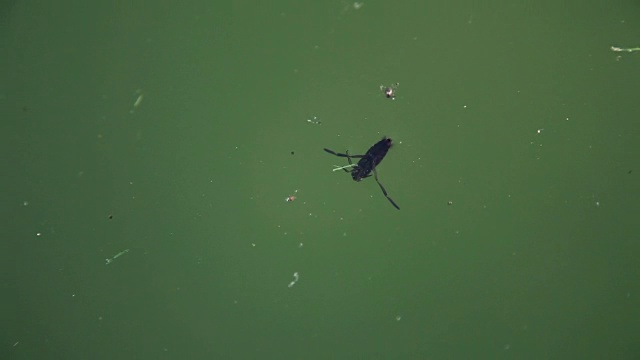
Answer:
[129,89,144,114]
[288,272,300,288]
[306,116,321,125]
[133,94,143,108]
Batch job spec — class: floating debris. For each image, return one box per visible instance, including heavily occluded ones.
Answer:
[380,82,399,99]
[285,189,298,202]
[306,116,321,125]
[105,249,129,265]
[611,45,640,53]
[129,89,144,113]
[287,272,300,288]
[133,94,143,107]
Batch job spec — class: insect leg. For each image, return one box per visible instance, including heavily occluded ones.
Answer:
[372,167,400,210]
[345,150,352,164]
[323,148,365,159]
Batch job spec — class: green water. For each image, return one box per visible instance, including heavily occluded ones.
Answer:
[2,1,639,359]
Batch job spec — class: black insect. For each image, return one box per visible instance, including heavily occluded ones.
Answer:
[324,137,400,210]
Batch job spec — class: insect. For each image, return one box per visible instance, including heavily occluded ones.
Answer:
[324,137,400,210]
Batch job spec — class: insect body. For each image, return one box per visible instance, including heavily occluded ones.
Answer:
[324,137,400,210]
